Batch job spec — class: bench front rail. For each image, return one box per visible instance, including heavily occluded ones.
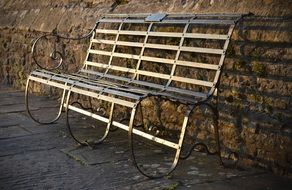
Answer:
[25,13,246,178]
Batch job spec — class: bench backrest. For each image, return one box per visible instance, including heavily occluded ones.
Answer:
[80,13,241,100]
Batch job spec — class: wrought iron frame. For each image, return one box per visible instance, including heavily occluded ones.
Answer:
[25,13,249,178]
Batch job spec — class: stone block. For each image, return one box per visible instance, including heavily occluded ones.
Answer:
[0,10,18,29]
[17,9,41,31]
[30,8,66,33]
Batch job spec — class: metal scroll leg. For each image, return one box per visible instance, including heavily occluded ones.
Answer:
[65,91,114,146]
[201,103,223,166]
[25,78,66,124]
[212,105,224,166]
[129,104,191,178]
[95,102,115,144]
[179,103,223,166]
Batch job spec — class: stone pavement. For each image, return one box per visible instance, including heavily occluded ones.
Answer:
[0,85,291,190]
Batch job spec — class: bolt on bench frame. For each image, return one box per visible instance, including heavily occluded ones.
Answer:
[25,13,247,178]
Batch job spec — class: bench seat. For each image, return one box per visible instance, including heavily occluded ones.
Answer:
[29,69,207,105]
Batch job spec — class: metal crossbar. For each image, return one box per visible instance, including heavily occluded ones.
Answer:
[99,18,236,25]
[91,39,224,54]
[26,13,247,179]
[95,29,229,39]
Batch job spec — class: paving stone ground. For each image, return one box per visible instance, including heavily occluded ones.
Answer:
[0,85,291,190]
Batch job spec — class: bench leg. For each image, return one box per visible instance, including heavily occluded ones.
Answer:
[25,78,66,124]
[179,103,223,166]
[128,104,191,178]
[64,90,113,146]
[211,104,224,166]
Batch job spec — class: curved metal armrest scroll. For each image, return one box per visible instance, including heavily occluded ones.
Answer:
[31,26,97,71]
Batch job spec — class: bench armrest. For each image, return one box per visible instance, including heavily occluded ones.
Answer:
[31,26,96,71]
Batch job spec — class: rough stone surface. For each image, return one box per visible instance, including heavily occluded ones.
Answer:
[0,0,291,176]
[0,85,292,189]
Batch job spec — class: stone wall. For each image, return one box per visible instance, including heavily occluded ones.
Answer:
[0,0,291,175]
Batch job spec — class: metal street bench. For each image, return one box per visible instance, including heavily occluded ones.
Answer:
[25,13,246,178]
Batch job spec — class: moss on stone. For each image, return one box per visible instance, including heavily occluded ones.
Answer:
[265,104,273,113]
[233,60,245,70]
[252,63,267,77]
[163,182,179,190]
[226,44,235,56]
[233,59,252,72]
[225,95,234,103]
[276,112,284,122]
[115,0,129,5]
[251,93,262,102]
[252,48,263,61]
